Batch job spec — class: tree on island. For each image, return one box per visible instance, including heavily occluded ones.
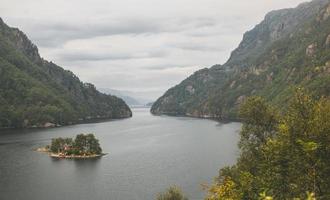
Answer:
[50,137,73,153]
[50,133,102,156]
[74,134,102,155]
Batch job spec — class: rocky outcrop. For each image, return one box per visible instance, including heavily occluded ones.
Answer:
[326,34,330,46]
[43,122,56,128]
[306,43,317,57]
[185,85,195,95]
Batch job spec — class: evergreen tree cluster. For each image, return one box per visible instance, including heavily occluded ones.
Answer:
[50,133,102,155]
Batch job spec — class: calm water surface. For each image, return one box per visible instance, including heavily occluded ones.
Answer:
[0,108,240,200]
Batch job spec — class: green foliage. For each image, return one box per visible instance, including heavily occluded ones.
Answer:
[239,96,279,151]
[73,133,102,155]
[50,137,73,153]
[156,186,188,200]
[204,177,241,200]
[208,90,330,199]
[50,133,102,155]
[259,191,273,200]
[0,18,131,128]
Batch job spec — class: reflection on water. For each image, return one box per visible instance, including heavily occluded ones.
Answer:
[0,108,241,200]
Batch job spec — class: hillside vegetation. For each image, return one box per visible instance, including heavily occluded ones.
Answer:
[0,18,132,128]
[151,0,330,119]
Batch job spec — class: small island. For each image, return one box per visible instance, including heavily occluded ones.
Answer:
[38,133,105,159]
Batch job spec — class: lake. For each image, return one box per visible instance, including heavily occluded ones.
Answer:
[0,108,241,200]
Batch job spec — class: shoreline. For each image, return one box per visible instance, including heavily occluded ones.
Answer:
[50,153,106,159]
[0,115,131,131]
[150,112,241,123]
[36,147,107,159]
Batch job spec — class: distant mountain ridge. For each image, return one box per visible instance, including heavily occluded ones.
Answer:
[0,18,132,128]
[99,88,142,106]
[151,0,330,119]
[99,88,153,106]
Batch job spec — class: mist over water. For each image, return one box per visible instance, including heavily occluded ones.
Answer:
[0,108,240,200]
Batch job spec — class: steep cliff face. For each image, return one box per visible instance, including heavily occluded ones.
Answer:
[151,0,330,119]
[0,18,132,128]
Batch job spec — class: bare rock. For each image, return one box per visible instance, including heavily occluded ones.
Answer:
[267,72,274,82]
[306,43,317,57]
[230,81,236,88]
[185,85,195,95]
[235,95,246,105]
[44,122,56,128]
[326,34,330,46]
[322,4,330,21]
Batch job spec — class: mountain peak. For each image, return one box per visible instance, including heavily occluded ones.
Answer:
[152,0,330,119]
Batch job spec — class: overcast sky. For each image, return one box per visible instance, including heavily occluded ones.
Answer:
[1,0,307,100]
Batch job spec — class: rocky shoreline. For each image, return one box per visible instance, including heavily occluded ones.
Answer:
[151,112,240,123]
[36,147,106,159]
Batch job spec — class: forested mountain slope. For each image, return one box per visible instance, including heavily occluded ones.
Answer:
[151,0,330,119]
[0,18,132,128]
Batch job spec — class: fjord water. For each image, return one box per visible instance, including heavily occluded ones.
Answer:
[0,108,240,200]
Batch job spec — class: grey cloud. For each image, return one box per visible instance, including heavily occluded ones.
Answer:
[29,19,163,47]
[25,16,220,48]
[175,17,217,29]
[169,42,227,52]
[58,50,169,62]
[60,52,139,61]
[143,64,198,71]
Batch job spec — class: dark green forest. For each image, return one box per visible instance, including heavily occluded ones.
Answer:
[0,18,132,128]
